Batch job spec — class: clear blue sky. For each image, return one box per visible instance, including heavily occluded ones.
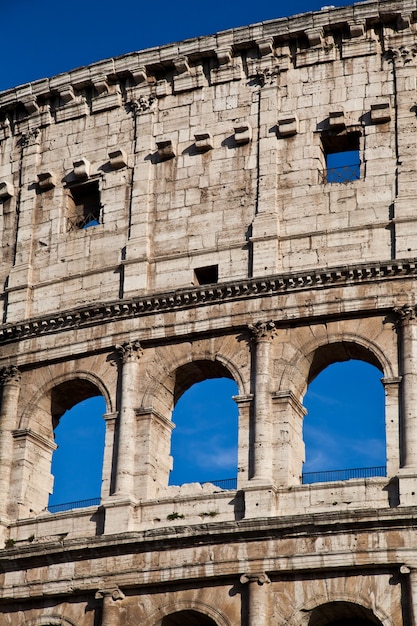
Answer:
[2,0,366,92]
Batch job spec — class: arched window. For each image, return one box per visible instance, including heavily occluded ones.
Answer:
[169,376,238,488]
[161,611,218,626]
[308,601,383,626]
[303,359,386,483]
[48,380,106,511]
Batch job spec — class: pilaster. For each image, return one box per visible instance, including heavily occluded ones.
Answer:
[0,366,21,519]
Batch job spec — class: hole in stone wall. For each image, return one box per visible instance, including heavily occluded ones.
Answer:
[169,378,238,487]
[67,180,101,230]
[302,359,386,483]
[194,265,219,285]
[321,132,360,183]
[48,395,106,508]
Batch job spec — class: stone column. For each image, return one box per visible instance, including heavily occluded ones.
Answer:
[249,321,276,482]
[95,588,125,626]
[240,572,271,626]
[395,306,417,470]
[0,365,21,517]
[114,340,142,498]
[382,377,402,477]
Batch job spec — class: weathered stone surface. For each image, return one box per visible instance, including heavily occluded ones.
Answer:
[0,2,416,626]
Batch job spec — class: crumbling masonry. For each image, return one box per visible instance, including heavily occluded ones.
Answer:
[0,1,416,626]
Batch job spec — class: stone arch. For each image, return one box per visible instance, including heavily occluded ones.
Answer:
[281,331,393,400]
[19,369,112,430]
[22,617,77,626]
[141,348,246,415]
[144,601,231,626]
[11,370,110,516]
[295,597,394,626]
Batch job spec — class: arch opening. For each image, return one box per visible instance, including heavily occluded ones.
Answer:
[169,360,238,488]
[302,356,386,484]
[48,380,106,511]
[308,601,383,626]
[161,611,218,626]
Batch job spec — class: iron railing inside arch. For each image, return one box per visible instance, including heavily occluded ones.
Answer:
[47,468,387,513]
[301,465,387,484]
[319,164,360,184]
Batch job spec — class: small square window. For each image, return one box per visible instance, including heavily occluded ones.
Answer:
[67,181,101,230]
[321,133,360,183]
[194,265,218,285]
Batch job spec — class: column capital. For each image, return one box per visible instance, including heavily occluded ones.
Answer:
[115,340,143,363]
[240,572,271,585]
[248,321,277,342]
[95,587,125,601]
[0,365,21,385]
[393,304,417,326]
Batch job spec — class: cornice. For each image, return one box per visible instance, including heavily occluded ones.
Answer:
[0,1,414,115]
[0,257,415,345]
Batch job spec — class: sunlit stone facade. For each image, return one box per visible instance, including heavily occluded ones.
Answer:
[0,2,416,626]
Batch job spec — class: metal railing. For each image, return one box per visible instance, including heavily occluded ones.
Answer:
[202,477,237,490]
[48,497,101,513]
[302,466,387,485]
[320,164,360,184]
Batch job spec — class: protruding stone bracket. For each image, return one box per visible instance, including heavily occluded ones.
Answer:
[216,48,233,66]
[109,148,128,170]
[73,157,91,180]
[329,110,346,130]
[59,85,76,104]
[173,56,190,75]
[257,38,275,57]
[194,131,213,152]
[234,122,252,145]
[21,95,39,116]
[156,138,176,160]
[131,65,148,84]
[93,74,110,96]
[306,28,324,48]
[0,181,14,201]
[348,21,365,38]
[240,572,271,585]
[370,102,391,124]
[277,114,298,137]
[37,171,56,192]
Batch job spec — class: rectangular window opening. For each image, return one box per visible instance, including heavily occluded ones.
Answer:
[321,133,361,184]
[194,265,219,285]
[67,180,101,230]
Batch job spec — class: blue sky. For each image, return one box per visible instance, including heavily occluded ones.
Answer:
[49,360,386,506]
[2,0,366,92]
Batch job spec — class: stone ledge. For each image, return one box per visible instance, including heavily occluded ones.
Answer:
[0,257,415,345]
[0,1,414,114]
